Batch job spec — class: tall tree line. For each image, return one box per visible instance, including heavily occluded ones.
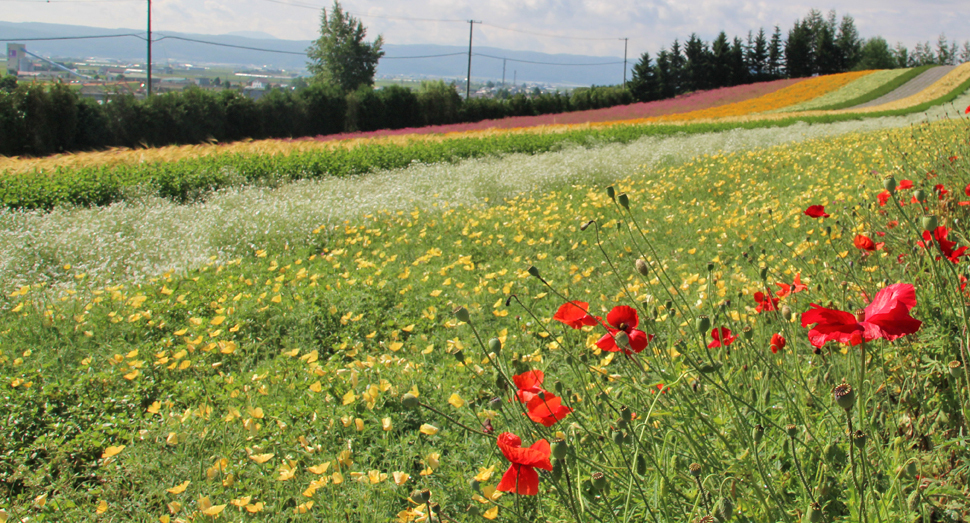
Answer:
[629,7,970,103]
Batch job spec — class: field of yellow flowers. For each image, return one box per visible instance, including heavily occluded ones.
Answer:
[3,96,970,522]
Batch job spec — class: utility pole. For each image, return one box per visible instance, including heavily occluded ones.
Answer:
[621,37,628,86]
[465,19,480,100]
[147,0,152,96]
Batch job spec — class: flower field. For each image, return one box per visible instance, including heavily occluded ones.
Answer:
[3,72,970,523]
[769,69,910,113]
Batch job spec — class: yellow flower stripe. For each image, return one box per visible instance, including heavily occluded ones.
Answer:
[771,69,909,113]
[832,62,970,113]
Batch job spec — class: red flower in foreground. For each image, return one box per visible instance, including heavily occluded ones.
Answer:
[800,283,921,347]
[496,432,552,495]
[804,205,830,218]
[596,305,653,355]
[708,327,737,348]
[853,234,884,252]
[770,333,786,354]
[512,370,546,403]
[898,179,914,190]
[754,291,779,313]
[552,301,599,329]
[775,273,808,298]
[965,183,970,197]
[525,393,573,427]
[966,104,970,114]
[918,226,968,264]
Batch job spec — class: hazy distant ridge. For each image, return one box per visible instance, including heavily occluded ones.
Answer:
[0,21,628,85]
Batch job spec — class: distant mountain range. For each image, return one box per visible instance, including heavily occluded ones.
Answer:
[0,21,629,86]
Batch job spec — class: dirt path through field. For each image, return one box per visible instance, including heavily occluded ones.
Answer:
[851,65,956,108]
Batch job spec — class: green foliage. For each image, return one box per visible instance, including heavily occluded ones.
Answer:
[855,37,898,71]
[306,0,384,93]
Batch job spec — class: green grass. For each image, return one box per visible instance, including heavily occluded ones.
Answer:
[3,114,970,521]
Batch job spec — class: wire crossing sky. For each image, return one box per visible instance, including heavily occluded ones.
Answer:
[2,0,967,58]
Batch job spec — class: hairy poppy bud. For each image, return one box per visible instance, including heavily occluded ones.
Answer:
[617,193,630,210]
[904,460,918,478]
[551,458,564,481]
[781,304,792,322]
[488,338,502,355]
[488,396,503,410]
[921,215,938,231]
[695,315,711,334]
[591,472,608,491]
[707,261,715,272]
[453,350,465,363]
[752,424,764,444]
[883,175,897,194]
[833,381,855,411]
[635,258,650,276]
[612,431,625,445]
[716,497,735,520]
[759,265,768,280]
[915,188,926,202]
[401,393,420,410]
[551,439,569,460]
[635,454,647,475]
[453,306,471,324]
[527,265,541,279]
[469,478,481,494]
[606,186,616,202]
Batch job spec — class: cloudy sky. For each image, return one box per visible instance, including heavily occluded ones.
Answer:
[5,0,968,58]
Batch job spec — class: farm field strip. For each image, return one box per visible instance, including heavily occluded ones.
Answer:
[853,64,957,108]
[769,68,910,113]
[3,115,969,520]
[2,90,969,293]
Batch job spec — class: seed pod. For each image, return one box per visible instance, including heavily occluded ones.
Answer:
[453,306,471,324]
[527,266,541,279]
[833,380,855,411]
[707,261,715,272]
[921,215,938,231]
[688,462,702,477]
[453,350,465,363]
[621,405,633,422]
[949,360,962,379]
[806,502,823,522]
[915,188,926,202]
[695,315,711,334]
[606,186,616,202]
[742,326,753,340]
[752,424,765,444]
[616,418,628,431]
[411,489,431,504]
[617,193,630,209]
[591,472,608,491]
[488,338,502,355]
[401,393,420,410]
[786,424,798,438]
[853,430,867,450]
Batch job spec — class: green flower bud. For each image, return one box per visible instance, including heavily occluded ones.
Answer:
[401,393,420,410]
[551,439,568,460]
[636,258,650,276]
[904,460,917,478]
[759,265,768,281]
[782,304,793,322]
[635,454,647,476]
[606,186,616,202]
[527,265,541,279]
[752,424,764,444]
[411,489,431,504]
[488,337,502,355]
[915,188,926,202]
[824,442,847,467]
[453,350,465,363]
[922,214,938,231]
[466,504,481,517]
[716,496,735,521]
[612,431,625,445]
[551,458,564,481]
[469,478,481,494]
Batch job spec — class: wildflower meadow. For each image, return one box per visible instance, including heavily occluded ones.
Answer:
[2,71,970,522]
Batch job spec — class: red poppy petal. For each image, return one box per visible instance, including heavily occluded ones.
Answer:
[596,331,620,352]
[864,283,916,318]
[606,305,639,330]
[497,463,540,495]
[626,330,651,353]
[512,370,544,393]
[553,301,593,329]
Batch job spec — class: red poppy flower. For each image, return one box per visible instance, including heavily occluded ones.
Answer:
[853,234,884,252]
[769,333,786,354]
[934,184,949,199]
[887,220,898,229]
[754,290,779,313]
[775,273,807,298]
[552,301,599,329]
[918,226,967,264]
[877,190,892,207]
[965,183,970,198]
[800,283,921,347]
[804,205,830,218]
[898,179,914,190]
[949,155,959,163]
[525,392,573,427]
[966,104,970,114]
[512,370,546,403]
[496,432,553,495]
[708,327,736,348]
[596,305,652,355]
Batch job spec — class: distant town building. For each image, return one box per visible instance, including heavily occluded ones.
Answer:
[7,43,27,75]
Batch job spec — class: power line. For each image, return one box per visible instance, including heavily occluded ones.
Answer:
[474,53,624,66]
[480,23,621,41]
[0,33,145,41]
[382,52,467,60]
[152,35,306,55]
